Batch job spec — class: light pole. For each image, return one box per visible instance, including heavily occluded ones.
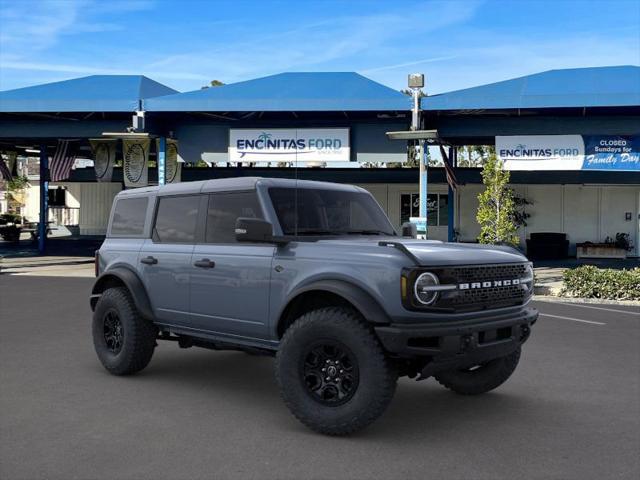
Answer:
[408,73,427,238]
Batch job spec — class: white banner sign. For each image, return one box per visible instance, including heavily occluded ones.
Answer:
[122,138,149,188]
[496,135,585,170]
[229,128,350,163]
[166,139,181,183]
[90,139,116,182]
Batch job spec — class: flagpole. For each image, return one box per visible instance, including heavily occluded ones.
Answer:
[38,144,48,254]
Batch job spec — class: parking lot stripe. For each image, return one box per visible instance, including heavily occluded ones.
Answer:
[547,302,640,317]
[539,313,606,326]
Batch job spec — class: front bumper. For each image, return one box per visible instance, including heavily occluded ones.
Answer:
[375,307,538,376]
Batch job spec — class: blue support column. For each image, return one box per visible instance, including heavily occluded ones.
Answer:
[447,146,456,242]
[419,141,428,238]
[38,145,48,254]
[157,137,166,186]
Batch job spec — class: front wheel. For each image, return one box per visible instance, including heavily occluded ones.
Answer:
[92,287,157,376]
[434,347,521,395]
[276,307,397,436]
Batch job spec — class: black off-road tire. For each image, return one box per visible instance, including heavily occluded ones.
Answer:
[434,347,521,395]
[275,307,397,436]
[92,287,157,376]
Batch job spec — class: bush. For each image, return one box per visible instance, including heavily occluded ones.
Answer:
[561,265,640,300]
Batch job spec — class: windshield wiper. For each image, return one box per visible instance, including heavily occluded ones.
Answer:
[344,230,389,235]
[294,229,392,236]
[294,229,346,236]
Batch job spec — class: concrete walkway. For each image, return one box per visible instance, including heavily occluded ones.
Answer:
[533,266,565,296]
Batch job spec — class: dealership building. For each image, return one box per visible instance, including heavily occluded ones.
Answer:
[0,66,639,257]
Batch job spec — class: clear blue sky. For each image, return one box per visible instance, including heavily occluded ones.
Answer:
[1,0,638,94]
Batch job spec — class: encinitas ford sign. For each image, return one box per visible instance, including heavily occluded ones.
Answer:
[229,128,350,163]
[497,135,585,170]
[497,135,640,171]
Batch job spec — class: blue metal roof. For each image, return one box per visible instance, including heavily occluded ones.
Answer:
[145,72,411,112]
[0,75,178,113]
[422,66,640,111]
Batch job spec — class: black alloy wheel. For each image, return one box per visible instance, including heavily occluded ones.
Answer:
[302,342,359,406]
[92,287,157,376]
[103,309,124,354]
[276,306,398,435]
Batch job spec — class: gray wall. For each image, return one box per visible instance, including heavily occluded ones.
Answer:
[172,121,408,164]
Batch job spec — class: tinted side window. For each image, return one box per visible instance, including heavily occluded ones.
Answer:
[153,195,200,243]
[206,192,263,243]
[110,197,148,236]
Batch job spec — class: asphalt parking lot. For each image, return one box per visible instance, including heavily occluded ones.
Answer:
[1,275,638,480]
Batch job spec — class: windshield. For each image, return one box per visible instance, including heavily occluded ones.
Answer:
[268,187,396,236]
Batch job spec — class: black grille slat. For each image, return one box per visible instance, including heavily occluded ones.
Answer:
[431,263,528,312]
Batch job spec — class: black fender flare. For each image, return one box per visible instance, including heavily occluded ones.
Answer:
[90,267,154,320]
[279,279,391,328]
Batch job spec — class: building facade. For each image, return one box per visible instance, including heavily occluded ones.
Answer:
[2,67,639,256]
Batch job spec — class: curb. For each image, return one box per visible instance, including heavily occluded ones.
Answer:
[0,259,93,269]
[534,285,562,296]
[533,295,640,307]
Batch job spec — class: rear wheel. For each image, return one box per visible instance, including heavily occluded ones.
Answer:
[434,348,521,395]
[276,307,397,436]
[92,287,157,376]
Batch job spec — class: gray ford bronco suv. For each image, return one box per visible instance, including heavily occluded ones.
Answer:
[91,177,537,435]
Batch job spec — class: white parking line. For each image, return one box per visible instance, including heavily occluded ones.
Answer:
[539,313,606,326]
[548,302,640,317]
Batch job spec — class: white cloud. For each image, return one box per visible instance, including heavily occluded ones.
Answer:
[417,30,640,94]
[0,0,153,56]
[0,60,209,81]
[1,0,637,95]
[360,56,459,74]
[135,1,484,90]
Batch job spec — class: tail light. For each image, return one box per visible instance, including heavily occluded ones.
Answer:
[94,250,100,277]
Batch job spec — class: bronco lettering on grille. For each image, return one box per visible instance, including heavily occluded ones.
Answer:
[459,279,520,290]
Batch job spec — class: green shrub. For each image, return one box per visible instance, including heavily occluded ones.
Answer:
[561,265,640,300]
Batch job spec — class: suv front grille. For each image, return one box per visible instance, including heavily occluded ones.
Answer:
[430,263,530,312]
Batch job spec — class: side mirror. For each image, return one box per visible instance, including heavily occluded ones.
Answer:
[235,217,275,243]
[401,222,417,238]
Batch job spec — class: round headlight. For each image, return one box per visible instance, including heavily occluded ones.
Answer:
[414,272,440,305]
[523,264,535,293]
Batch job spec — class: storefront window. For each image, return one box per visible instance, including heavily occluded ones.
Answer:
[439,195,449,227]
[400,193,449,227]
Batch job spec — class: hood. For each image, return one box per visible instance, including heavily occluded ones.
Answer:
[393,239,527,266]
[315,237,527,266]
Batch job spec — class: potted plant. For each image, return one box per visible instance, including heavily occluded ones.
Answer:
[0,175,29,242]
[0,212,23,242]
[576,233,633,259]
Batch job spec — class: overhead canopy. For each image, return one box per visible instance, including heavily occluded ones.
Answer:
[145,72,411,112]
[0,75,178,113]
[422,66,640,111]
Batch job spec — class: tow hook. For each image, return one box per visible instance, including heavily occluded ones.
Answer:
[461,334,475,352]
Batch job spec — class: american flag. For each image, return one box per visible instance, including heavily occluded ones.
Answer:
[0,157,12,181]
[49,140,78,182]
[439,145,458,190]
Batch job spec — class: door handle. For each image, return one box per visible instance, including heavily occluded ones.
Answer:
[194,258,215,269]
[140,256,158,265]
